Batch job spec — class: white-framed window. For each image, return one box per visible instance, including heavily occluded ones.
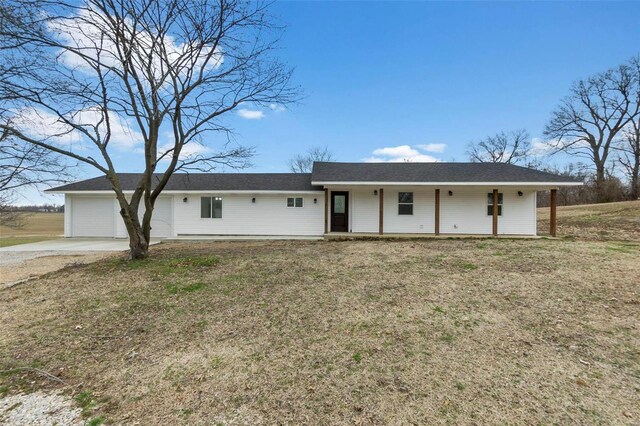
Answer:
[201,196,222,218]
[287,197,303,208]
[398,192,413,215]
[487,193,503,216]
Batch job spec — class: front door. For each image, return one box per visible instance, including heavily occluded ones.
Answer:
[331,191,349,232]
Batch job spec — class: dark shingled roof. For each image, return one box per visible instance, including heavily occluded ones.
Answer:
[48,173,322,192]
[48,163,582,192]
[311,162,581,183]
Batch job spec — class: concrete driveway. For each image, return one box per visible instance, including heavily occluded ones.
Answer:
[0,239,161,287]
[0,238,162,252]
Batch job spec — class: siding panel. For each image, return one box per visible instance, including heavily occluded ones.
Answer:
[173,193,324,236]
[71,196,115,237]
[382,188,435,234]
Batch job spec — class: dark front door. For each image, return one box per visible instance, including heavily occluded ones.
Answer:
[331,191,349,232]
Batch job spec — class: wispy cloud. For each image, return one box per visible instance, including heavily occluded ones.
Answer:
[363,145,440,163]
[157,139,210,162]
[269,103,286,113]
[237,109,265,120]
[415,143,447,153]
[12,106,142,152]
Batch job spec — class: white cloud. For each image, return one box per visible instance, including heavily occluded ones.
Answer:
[71,107,143,150]
[11,106,143,152]
[363,145,440,163]
[237,109,265,120]
[48,7,223,81]
[12,108,83,148]
[530,138,553,156]
[269,103,286,113]
[416,143,447,153]
[157,140,210,162]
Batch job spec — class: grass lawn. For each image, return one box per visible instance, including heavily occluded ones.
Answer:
[1,203,639,424]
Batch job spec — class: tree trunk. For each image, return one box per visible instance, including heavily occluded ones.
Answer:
[631,154,640,200]
[118,202,150,260]
[128,226,149,260]
[595,165,607,203]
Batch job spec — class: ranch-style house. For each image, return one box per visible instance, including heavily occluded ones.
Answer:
[48,162,582,238]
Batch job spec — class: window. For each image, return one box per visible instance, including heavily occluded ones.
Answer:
[398,192,413,215]
[201,196,222,218]
[287,197,303,208]
[487,193,503,216]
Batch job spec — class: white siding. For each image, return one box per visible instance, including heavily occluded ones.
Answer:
[383,188,436,233]
[64,194,72,237]
[439,187,536,235]
[70,195,115,237]
[351,189,378,233]
[173,192,324,236]
[498,190,537,235]
[115,196,174,238]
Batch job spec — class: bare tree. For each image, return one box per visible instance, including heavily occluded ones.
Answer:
[0,3,74,222]
[616,119,640,200]
[466,129,532,165]
[289,146,334,173]
[0,0,298,259]
[0,129,74,193]
[544,56,640,203]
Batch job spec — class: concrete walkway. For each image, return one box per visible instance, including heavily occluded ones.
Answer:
[0,238,162,252]
[167,235,323,241]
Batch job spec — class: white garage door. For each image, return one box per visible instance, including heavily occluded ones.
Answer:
[72,197,115,237]
[149,197,173,237]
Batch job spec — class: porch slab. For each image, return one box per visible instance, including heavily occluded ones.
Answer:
[324,233,543,240]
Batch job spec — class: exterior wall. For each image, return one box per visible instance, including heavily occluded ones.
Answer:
[327,185,537,236]
[64,194,72,237]
[383,188,435,233]
[63,186,537,238]
[173,192,325,236]
[350,189,379,233]
[439,187,536,235]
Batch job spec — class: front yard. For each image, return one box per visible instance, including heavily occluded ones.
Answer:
[1,231,639,424]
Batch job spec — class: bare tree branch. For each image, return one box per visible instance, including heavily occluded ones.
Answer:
[289,146,335,173]
[544,56,640,202]
[0,0,300,258]
[466,129,533,165]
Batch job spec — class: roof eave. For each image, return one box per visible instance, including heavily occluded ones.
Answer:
[46,189,325,194]
[311,181,583,187]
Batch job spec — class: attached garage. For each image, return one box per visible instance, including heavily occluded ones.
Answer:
[68,195,174,238]
[148,197,173,237]
[71,196,115,237]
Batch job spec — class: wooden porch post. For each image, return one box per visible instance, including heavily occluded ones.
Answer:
[550,188,557,237]
[434,189,440,235]
[378,188,384,235]
[492,189,498,237]
[324,188,328,234]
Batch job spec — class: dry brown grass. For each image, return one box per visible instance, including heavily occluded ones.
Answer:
[2,233,639,424]
[0,212,64,247]
[1,202,639,424]
[537,200,640,241]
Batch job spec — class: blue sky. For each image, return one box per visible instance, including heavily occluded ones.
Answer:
[24,1,640,204]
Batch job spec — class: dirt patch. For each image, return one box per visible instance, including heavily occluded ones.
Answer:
[1,237,639,424]
[0,391,82,425]
[0,252,115,286]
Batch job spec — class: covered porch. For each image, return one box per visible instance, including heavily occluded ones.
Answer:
[321,186,560,237]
